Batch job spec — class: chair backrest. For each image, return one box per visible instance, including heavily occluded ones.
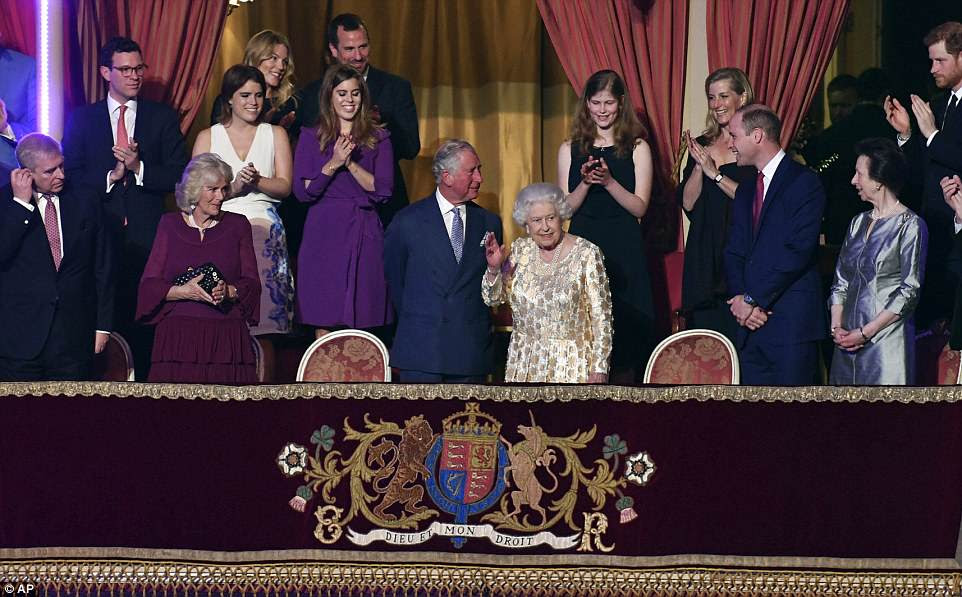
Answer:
[90,332,135,381]
[937,344,962,385]
[644,329,739,384]
[296,329,391,382]
[251,336,266,383]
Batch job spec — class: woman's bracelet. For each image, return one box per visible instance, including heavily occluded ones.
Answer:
[858,326,870,342]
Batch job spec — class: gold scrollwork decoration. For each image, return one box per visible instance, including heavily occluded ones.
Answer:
[312,505,344,544]
[577,512,614,553]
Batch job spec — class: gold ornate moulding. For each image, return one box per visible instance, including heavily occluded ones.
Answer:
[1,561,959,596]
[1,380,961,403]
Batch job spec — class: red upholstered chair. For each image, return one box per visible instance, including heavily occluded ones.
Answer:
[296,329,391,382]
[937,344,962,385]
[643,329,739,384]
[90,332,135,381]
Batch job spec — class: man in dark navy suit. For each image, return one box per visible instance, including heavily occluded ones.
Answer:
[384,139,502,383]
[0,134,114,380]
[300,13,420,228]
[62,36,187,377]
[724,105,827,385]
[885,21,962,328]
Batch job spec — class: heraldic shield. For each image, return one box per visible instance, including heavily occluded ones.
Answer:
[425,404,509,547]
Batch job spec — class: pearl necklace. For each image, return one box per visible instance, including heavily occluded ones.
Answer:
[537,235,565,269]
[869,200,901,220]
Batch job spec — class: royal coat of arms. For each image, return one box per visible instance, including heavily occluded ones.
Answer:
[277,403,655,551]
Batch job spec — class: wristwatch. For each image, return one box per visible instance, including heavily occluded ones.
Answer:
[743,294,757,307]
[713,172,724,183]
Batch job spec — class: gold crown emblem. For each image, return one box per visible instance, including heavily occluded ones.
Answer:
[442,403,501,438]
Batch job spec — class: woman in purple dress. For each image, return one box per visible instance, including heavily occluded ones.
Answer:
[293,64,394,337]
[136,154,261,383]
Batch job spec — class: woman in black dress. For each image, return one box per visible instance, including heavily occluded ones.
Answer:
[678,67,755,341]
[209,30,299,131]
[557,69,654,380]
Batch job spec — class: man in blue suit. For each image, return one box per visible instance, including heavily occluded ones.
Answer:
[62,36,187,378]
[0,134,114,380]
[724,105,827,385]
[384,139,502,382]
[0,46,37,183]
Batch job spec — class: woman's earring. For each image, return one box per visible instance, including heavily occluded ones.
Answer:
[875,184,882,191]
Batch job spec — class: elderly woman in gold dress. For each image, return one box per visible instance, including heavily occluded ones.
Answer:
[483,183,612,383]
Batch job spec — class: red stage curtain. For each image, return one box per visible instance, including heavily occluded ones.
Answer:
[76,0,228,133]
[706,0,851,146]
[0,0,34,56]
[536,0,688,333]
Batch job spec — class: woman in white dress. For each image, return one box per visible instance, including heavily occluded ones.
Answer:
[193,64,295,380]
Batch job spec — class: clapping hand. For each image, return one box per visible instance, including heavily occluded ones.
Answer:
[884,95,911,137]
[10,168,34,199]
[112,139,140,173]
[941,175,962,223]
[332,135,356,168]
[234,162,260,193]
[685,130,719,179]
[910,94,937,138]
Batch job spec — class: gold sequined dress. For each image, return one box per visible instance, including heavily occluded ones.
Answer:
[482,235,613,382]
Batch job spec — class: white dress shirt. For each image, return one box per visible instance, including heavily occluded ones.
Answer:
[435,188,466,241]
[758,149,787,202]
[105,95,144,191]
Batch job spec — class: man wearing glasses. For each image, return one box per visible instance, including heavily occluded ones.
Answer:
[63,37,187,379]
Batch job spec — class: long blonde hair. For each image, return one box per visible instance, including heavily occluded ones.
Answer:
[701,67,753,143]
[315,64,380,150]
[243,29,297,108]
[568,70,646,158]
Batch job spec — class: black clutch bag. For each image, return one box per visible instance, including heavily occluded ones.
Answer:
[172,262,224,295]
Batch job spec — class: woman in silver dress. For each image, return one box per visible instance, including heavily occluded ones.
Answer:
[829,138,927,385]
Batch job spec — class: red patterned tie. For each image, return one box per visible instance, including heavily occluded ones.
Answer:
[752,171,764,233]
[117,104,130,148]
[43,196,62,271]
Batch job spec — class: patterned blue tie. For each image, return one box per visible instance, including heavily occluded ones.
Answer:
[451,206,464,263]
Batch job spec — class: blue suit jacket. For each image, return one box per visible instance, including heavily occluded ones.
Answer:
[723,156,827,348]
[384,195,502,375]
[0,184,114,361]
[62,99,187,256]
[0,49,37,179]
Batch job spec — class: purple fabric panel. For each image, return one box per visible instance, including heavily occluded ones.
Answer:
[1,394,960,559]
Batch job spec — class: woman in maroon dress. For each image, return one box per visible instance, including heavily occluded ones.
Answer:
[136,153,261,383]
